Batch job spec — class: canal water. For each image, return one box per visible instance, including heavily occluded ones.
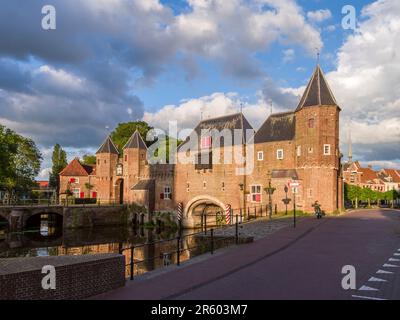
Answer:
[0,215,230,278]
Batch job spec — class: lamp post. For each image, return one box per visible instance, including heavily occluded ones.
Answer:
[264,172,276,219]
[284,185,289,215]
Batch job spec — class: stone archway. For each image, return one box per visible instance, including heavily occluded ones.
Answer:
[184,195,226,229]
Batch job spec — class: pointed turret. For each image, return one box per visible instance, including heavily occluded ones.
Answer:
[296,65,338,111]
[348,129,353,163]
[96,135,119,154]
[123,130,147,150]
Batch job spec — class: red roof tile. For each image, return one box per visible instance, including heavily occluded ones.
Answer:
[60,158,95,176]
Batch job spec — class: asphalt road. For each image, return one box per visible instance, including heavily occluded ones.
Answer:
[95,209,400,300]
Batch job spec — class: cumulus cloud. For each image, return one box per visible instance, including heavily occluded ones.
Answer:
[307,9,332,23]
[326,0,400,164]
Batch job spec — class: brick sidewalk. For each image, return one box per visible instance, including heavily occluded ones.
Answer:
[92,216,322,300]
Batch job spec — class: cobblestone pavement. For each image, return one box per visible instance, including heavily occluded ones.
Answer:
[214,215,307,240]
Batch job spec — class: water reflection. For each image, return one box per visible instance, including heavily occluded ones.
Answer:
[0,218,234,278]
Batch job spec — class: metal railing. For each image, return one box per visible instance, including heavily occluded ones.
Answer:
[121,204,279,280]
[0,198,127,208]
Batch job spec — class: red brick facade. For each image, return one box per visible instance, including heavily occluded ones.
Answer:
[60,65,344,227]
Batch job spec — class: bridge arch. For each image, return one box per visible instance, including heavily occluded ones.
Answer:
[25,211,63,232]
[184,195,226,228]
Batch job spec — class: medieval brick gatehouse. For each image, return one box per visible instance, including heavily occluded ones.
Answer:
[60,65,343,227]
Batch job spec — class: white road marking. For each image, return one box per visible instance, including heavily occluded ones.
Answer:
[394,253,400,256]
[359,285,379,291]
[377,269,394,274]
[368,277,387,282]
[389,258,400,262]
[383,264,399,268]
[352,295,386,301]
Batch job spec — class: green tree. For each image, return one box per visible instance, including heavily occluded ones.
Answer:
[111,121,154,153]
[0,125,42,203]
[82,154,96,165]
[49,144,68,193]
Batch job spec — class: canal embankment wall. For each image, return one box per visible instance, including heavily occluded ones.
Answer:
[0,253,125,299]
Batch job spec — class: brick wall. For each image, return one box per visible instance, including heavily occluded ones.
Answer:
[0,254,125,300]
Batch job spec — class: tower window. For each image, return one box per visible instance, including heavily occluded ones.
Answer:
[257,151,264,161]
[308,118,315,128]
[163,186,171,200]
[277,149,284,160]
[308,147,314,154]
[324,144,331,155]
[203,181,207,189]
[296,146,301,157]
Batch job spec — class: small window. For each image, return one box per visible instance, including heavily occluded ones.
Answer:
[308,118,315,128]
[257,151,264,161]
[308,188,313,198]
[104,160,106,164]
[324,144,331,155]
[72,188,80,198]
[201,136,212,149]
[164,186,171,200]
[221,182,225,191]
[251,185,262,203]
[296,146,301,157]
[203,181,207,189]
[277,149,284,160]
[186,183,190,192]
[69,177,79,184]
[97,159,100,165]
[308,147,314,154]
[125,155,127,162]
[116,164,123,176]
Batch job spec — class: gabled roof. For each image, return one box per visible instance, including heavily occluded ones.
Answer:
[359,167,382,184]
[382,169,400,183]
[178,113,254,150]
[123,130,147,150]
[254,111,295,144]
[96,135,119,155]
[296,65,338,111]
[60,158,94,176]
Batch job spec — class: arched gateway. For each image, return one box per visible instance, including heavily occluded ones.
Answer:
[184,195,226,229]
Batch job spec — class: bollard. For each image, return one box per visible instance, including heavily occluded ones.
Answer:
[210,229,214,254]
[177,237,181,266]
[235,215,239,245]
[130,247,134,280]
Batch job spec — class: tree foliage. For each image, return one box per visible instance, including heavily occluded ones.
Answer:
[0,125,42,198]
[111,121,153,153]
[49,144,68,192]
[344,183,399,207]
[82,154,96,165]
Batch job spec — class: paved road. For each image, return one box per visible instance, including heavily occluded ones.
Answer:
[95,209,400,300]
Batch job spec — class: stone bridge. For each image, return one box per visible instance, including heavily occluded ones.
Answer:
[0,205,132,231]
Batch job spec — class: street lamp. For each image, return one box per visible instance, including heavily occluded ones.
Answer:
[264,172,276,219]
[282,185,291,216]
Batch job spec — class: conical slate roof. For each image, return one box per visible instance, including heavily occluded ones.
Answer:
[96,135,119,154]
[296,65,338,111]
[123,130,147,149]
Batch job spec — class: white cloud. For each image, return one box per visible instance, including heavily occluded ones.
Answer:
[307,9,332,23]
[324,0,400,163]
[283,49,295,63]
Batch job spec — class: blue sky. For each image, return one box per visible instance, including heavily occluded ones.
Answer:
[0,0,399,178]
